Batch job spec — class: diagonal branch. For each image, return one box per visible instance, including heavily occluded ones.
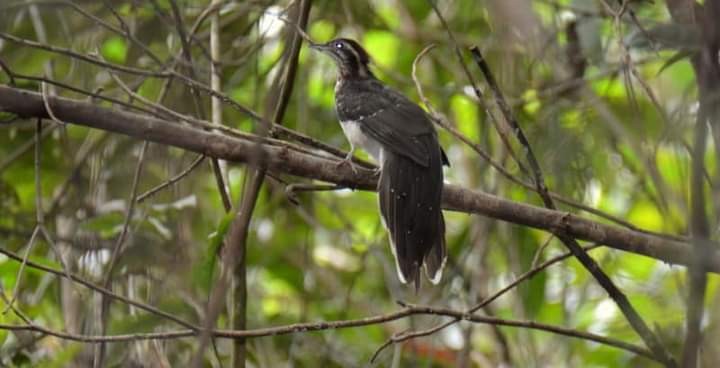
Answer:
[1,85,719,274]
[469,47,676,367]
[409,44,684,242]
[190,2,313,366]
[663,1,718,365]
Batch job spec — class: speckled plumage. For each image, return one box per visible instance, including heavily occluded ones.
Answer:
[313,38,448,289]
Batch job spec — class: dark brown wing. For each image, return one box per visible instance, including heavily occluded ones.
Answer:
[378,134,447,289]
[336,80,437,167]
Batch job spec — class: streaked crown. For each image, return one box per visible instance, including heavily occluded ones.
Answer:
[311,38,374,79]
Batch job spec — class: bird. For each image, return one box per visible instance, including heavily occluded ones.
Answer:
[311,38,449,290]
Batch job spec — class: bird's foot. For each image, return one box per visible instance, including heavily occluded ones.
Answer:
[336,153,359,174]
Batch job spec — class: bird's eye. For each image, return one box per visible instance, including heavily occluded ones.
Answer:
[335,42,343,49]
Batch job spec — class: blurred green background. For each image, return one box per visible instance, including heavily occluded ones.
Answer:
[0,0,718,367]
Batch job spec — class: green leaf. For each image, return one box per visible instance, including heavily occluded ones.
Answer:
[516,229,547,318]
[80,212,126,238]
[309,20,335,42]
[592,77,625,100]
[363,31,400,68]
[616,254,657,280]
[522,89,541,115]
[307,70,335,108]
[258,269,300,318]
[627,201,663,232]
[376,4,401,29]
[193,210,235,290]
[656,145,688,188]
[450,94,479,141]
[37,344,82,368]
[101,36,128,64]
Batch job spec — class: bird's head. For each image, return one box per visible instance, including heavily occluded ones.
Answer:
[310,38,374,79]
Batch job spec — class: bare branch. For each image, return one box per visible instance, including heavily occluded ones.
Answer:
[0,304,657,362]
[137,154,206,203]
[469,46,676,367]
[0,85,717,273]
[410,43,684,241]
[0,246,197,330]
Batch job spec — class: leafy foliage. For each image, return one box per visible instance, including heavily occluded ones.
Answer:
[0,0,718,367]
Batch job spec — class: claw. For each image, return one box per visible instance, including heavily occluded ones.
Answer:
[337,152,359,174]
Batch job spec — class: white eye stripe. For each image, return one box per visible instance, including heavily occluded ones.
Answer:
[346,44,362,63]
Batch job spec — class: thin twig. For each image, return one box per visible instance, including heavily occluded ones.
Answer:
[0,303,656,361]
[46,132,110,217]
[0,57,16,85]
[426,0,530,177]
[0,32,171,77]
[469,47,676,367]
[40,81,64,126]
[0,282,36,326]
[93,140,148,368]
[0,124,56,175]
[137,154,206,203]
[207,0,235,365]
[191,2,313,366]
[276,14,316,46]
[285,183,346,205]
[682,103,709,367]
[2,227,41,314]
[1,30,361,163]
[101,142,147,284]
[2,67,161,117]
[167,0,232,212]
[0,246,198,330]
[679,3,720,359]
[370,244,599,362]
[409,43,681,241]
[5,118,76,314]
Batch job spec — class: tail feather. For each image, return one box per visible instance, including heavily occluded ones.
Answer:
[378,135,446,290]
[423,216,447,284]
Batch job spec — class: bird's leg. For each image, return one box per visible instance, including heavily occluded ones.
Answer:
[337,145,359,174]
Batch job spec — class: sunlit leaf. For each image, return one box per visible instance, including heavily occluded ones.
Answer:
[259,269,300,318]
[450,94,479,141]
[522,89,541,115]
[592,77,625,100]
[656,145,688,188]
[310,20,335,41]
[40,344,82,368]
[375,3,400,29]
[363,30,400,68]
[80,212,126,238]
[193,210,234,290]
[101,36,128,64]
[627,201,663,231]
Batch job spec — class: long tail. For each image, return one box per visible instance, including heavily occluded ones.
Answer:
[378,135,446,290]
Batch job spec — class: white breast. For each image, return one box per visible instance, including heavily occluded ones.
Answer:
[340,120,383,164]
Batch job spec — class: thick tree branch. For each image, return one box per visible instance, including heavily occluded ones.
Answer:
[667,1,720,365]
[1,84,719,274]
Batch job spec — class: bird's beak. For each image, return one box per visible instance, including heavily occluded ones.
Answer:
[309,42,328,52]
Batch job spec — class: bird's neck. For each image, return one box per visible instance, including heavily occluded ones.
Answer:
[338,62,375,81]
